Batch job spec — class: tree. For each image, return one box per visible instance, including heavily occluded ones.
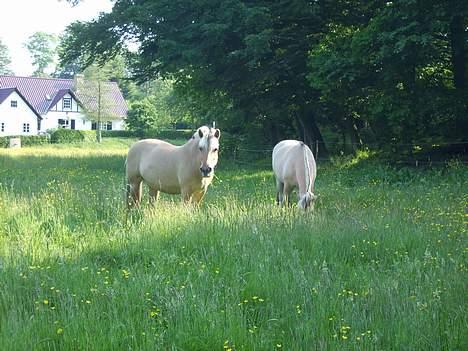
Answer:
[60,0,467,155]
[60,1,332,150]
[76,64,123,142]
[24,32,57,77]
[308,0,467,152]
[0,38,13,75]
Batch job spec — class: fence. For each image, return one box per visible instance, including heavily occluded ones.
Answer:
[231,140,468,168]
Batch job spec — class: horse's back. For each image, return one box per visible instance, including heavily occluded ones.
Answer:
[273,140,302,176]
[273,140,315,183]
[127,139,177,175]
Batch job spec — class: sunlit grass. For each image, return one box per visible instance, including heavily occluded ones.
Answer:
[0,140,466,350]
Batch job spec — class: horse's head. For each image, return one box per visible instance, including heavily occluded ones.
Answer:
[195,126,221,177]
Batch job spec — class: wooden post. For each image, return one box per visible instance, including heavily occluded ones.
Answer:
[315,140,319,160]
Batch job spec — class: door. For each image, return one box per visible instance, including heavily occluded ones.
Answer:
[71,119,75,130]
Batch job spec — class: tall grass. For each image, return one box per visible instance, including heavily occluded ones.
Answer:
[0,140,466,350]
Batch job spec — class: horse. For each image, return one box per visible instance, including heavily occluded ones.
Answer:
[126,126,221,207]
[272,140,317,210]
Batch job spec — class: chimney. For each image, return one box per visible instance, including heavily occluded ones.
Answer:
[73,74,84,93]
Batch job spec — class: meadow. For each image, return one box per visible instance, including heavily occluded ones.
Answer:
[0,139,466,351]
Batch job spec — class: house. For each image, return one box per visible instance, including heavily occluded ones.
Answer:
[0,75,128,136]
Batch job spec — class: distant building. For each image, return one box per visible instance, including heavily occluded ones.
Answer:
[0,75,128,136]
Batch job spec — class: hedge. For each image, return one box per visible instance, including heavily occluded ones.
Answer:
[50,129,86,143]
[101,129,194,140]
[0,135,49,148]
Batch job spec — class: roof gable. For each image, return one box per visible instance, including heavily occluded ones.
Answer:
[0,87,42,120]
[48,89,82,111]
[0,87,16,104]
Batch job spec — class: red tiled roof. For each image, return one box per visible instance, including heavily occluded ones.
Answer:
[0,75,128,117]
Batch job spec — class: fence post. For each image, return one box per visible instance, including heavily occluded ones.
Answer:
[315,140,319,160]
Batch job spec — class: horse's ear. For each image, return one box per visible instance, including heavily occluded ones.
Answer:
[214,129,221,139]
[198,128,204,138]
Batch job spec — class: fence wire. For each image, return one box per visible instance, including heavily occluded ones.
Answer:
[230,140,468,168]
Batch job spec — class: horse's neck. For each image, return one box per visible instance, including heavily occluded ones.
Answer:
[178,139,200,168]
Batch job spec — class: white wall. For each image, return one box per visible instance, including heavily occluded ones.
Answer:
[0,91,39,136]
[42,93,125,131]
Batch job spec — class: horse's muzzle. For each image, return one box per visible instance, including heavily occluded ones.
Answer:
[200,166,213,177]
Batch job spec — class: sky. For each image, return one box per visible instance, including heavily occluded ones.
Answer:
[0,0,113,76]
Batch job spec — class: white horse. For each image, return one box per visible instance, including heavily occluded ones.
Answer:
[126,126,220,207]
[272,140,317,210]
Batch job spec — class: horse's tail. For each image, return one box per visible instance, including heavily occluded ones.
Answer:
[298,142,316,209]
[301,142,312,194]
[124,156,130,207]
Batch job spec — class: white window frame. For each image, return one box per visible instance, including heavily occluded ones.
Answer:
[58,119,69,128]
[23,123,30,133]
[63,98,72,110]
[11,100,17,108]
[1,122,4,132]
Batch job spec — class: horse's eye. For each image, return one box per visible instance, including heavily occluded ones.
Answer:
[199,147,203,151]
[213,148,218,152]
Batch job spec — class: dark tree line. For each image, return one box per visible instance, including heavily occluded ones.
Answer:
[61,0,467,155]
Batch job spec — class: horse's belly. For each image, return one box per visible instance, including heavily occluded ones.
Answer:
[158,184,181,194]
[146,178,181,194]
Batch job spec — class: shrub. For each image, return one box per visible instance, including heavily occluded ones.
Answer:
[153,129,193,140]
[0,135,49,148]
[101,130,138,138]
[80,130,97,142]
[50,129,85,143]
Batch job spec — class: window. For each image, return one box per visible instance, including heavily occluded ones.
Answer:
[11,100,17,108]
[63,98,72,110]
[1,123,4,132]
[23,123,30,133]
[58,119,69,128]
[91,121,112,130]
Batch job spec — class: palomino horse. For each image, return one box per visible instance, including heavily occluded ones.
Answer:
[126,126,221,207]
[272,140,317,210]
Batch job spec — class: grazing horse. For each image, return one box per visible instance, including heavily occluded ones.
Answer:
[272,140,317,210]
[126,126,221,207]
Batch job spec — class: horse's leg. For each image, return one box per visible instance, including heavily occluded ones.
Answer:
[149,188,160,206]
[192,190,206,205]
[127,177,142,208]
[283,183,293,207]
[181,188,193,204]
[276,179,284,206]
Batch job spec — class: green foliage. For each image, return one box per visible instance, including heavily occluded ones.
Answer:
[126,98,159,136]
[101,130,138,138]
[0,37,13,75]
[308,0,467,152]
[0,135,49,148]
[59,0,467,156]
[24,32,57,77]
[50,129,85,143]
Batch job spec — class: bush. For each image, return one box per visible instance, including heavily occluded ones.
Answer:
[101,130,139,138]
[101,129,194,140]
[80,130,97,142]
[50,129,85,143]
[0,135,49,148]
[153,129,193,140]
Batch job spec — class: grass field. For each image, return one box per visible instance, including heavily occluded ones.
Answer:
[0,139,466,350]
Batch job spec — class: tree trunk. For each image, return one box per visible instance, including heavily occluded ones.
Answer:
[295,109,329,159]
[450,14,465,90]
[96,81,102,143]
[343,116,363,154]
